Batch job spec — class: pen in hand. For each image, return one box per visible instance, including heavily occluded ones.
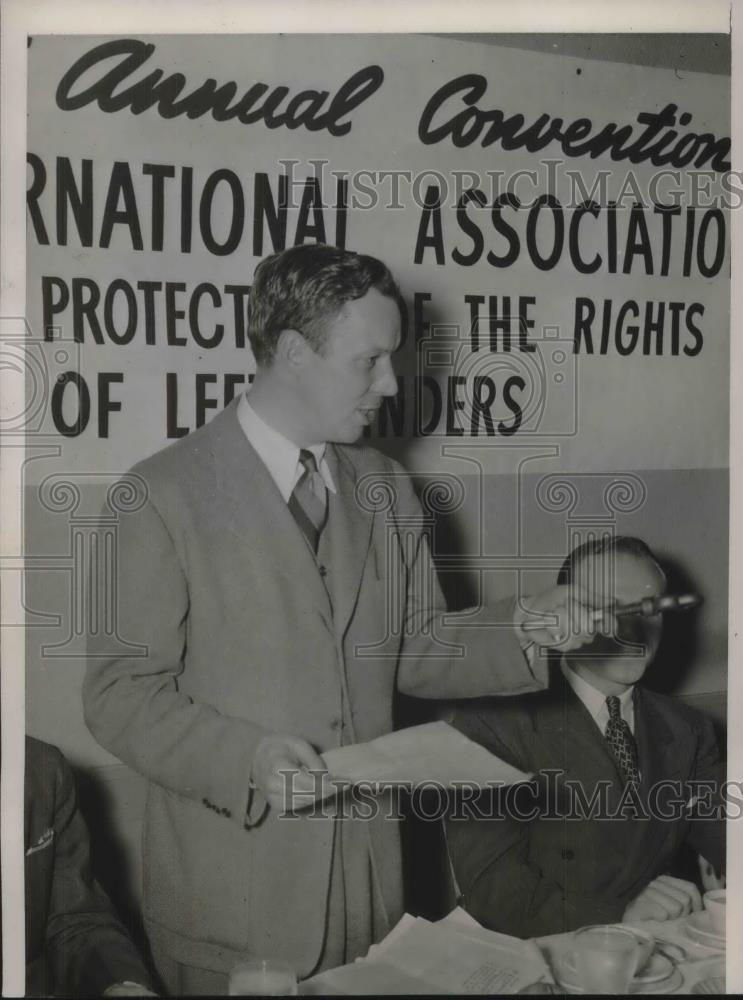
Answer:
[520,592,702,632]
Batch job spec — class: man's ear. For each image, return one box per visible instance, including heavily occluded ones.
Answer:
[275,329,311,370]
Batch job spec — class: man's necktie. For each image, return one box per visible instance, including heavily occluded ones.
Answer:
[288,449,328,554]
[604,695,640,785]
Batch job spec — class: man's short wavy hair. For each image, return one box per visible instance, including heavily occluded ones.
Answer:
[248,244,403,366]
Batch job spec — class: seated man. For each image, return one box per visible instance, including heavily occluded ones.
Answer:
[446,536,725,938]
[25,736,156,996]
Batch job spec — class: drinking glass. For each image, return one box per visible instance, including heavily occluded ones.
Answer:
[228,959,298,996]
[572,925,641,994]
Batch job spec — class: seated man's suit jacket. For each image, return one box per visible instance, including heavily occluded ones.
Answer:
[24,737,153,996]
[82,398,547,977]
[446,670,725,938]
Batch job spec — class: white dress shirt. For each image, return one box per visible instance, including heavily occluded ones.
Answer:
[237,392,337,501]
[561,661,635,735]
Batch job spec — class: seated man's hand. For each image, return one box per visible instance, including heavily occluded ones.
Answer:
[622,874,703,922]
[514,584,614,652]
[252,734,329,811]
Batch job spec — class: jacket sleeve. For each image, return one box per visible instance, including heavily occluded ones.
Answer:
[382,462,549,699]
[44,749,154,997]
[445,709,624,938]
[83,490,271,826]
[683,714,726,875]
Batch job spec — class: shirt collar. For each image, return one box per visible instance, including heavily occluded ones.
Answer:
[237,392,337,502]
[561,660,634,726]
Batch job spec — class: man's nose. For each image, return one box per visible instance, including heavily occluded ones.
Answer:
[373,356,398,396]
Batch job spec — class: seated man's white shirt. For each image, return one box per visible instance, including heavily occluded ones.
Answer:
[560,661,635,734]
[237,391,337,499]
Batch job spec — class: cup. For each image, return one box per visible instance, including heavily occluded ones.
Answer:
[572,924,641,994]
[704,889,726,937]
[228,959,298,996]
[622,926,655,972]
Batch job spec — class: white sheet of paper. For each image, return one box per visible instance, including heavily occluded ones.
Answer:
[304,910,549,995]
[322,721,532,787]
[363,912,419,963]
[439,905,483,930]
[370,915,547,994]
[300,958,451,995]
[438,908,548,969]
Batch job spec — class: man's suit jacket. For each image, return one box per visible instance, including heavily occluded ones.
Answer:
[82,399,547,977]
[25,737,153,996]
[446,671,725,939]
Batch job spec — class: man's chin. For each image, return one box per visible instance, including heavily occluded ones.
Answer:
[576,657,649,689]
[329,425,365,445]
[605,659,650,686]
[325,411,381,444]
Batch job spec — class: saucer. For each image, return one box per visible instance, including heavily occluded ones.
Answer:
[695,976,726,996]
[691,957,726,996]
[633,966,683,995]
[684,911,726,951]
[555,951,678,994]
[563,951,673,987]
[554,962,682,995]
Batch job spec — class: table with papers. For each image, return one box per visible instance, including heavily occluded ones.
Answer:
[300,724,726,994]
[301,909,549,995]
[301,908,726,995]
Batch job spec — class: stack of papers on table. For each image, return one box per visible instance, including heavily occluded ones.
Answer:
[322,721,532,788]
[302,909,549,995]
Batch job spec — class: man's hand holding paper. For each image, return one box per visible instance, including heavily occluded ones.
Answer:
[251,733,329,810]
[252,723,531,813]
[322,722,532,790]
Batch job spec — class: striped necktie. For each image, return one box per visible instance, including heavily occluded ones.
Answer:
[288,449,328,554]
[605,694,640,785]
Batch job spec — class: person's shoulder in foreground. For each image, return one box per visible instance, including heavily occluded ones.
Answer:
[25,736,156,997]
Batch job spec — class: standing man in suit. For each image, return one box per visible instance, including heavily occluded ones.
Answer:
[83,244,599,994]
[24,737,155,997]
[446,536,725,939]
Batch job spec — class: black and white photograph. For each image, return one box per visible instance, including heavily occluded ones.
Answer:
[1,1,740,995]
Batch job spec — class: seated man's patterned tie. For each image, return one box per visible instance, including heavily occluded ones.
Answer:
[604,695,640,785]
[288,449,328,554]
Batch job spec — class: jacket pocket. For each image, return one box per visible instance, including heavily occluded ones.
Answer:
[142,784,254,950]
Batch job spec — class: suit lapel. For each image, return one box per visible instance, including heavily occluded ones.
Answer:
[325,445,375,639]
[207,402,332,622]
[620,688,690,887]
[634,687,686,786]
[536,673,628,792]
